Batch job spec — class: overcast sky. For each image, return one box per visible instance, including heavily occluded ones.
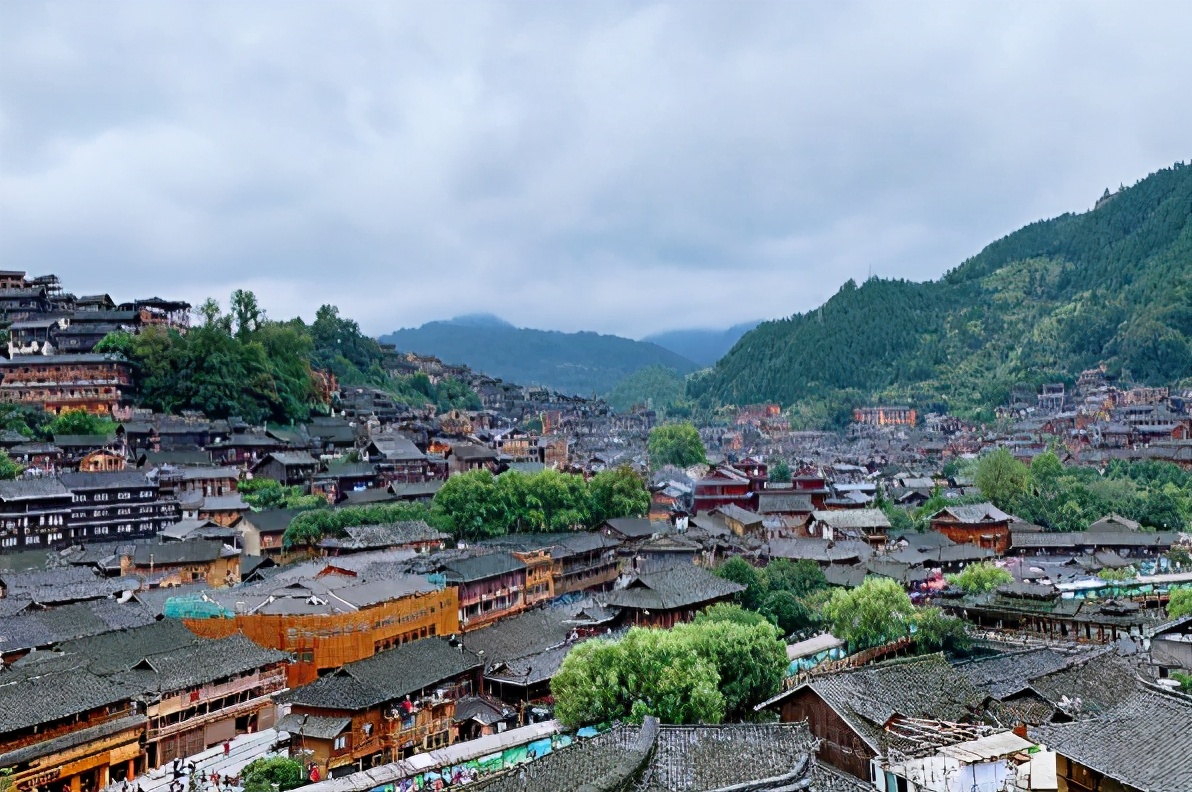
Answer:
[2,2,1190,339]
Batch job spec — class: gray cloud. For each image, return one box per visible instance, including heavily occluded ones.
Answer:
[2,1,1190,338]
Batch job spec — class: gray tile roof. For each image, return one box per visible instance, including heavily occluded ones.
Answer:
[0,477,71,501]
[275,713,350,740]
[470,719,820,792]
[953,647,1078,699]
[0,663,139,733]
[760,654,989,754]
[1027,651,1142,716]
[132,539,230,566]
[319,521,447,551]
[1031,689,1192,792]
[768,538,873,564]
[600,564,744,611]
[604,517,663,538]
[933,503,1011,524]
[461,606,577,666]
[811,508,891,531]
[285,638,481,711]
[0,713,146,767]
[442,552,526,584]
[755,491,815,514]
[59,471,153,491]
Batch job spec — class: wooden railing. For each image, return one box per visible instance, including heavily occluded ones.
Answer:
[781,636,913,690]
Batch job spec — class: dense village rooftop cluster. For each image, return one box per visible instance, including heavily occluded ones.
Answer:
[2,274,1192,788]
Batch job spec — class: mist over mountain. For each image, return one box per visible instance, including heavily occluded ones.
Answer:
[644,322,761,367]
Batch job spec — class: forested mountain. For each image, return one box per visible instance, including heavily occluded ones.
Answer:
[643,321,760,367]
[380,317,699,395]
[689,161,1192,422]
[604,365,688,414]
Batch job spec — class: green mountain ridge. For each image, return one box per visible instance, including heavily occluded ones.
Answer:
[379,319,700,396]
[689,161,1192,422]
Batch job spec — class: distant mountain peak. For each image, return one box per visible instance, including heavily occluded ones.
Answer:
[443,313,515,329]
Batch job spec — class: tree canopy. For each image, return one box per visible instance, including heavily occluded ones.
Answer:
[1168,588,1192,620]
[648,423,706,469]
[768,459,792,484]
[551,615,786,727]
[822,577,916,651]
[95,292,480,425]
[975,449,1030,510]
[240,757,305,792]
[946,562,1013,594]
[428,466,650,542]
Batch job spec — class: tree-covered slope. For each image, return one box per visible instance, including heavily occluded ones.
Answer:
[380,317,699,395]
[689,161,1192,419]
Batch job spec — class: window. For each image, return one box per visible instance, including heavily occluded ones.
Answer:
[117,492,131,500]
[333,735,347,751]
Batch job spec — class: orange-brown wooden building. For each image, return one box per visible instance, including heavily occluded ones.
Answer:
[279,638,482,777]
[181,557,460,686]
[0,354,132,415]
[929,503,1013,555]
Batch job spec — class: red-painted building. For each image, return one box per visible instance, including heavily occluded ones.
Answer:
[693,467,753,513]
[929,503,1013,554]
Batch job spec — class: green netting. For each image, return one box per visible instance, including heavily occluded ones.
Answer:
[163,594,231,619]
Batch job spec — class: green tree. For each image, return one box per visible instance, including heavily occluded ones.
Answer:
[694,603,771,628]
[946,562,1013,594]
[768,459,792,484]
[648,423,706,469]
[230,289,266,339]
[911,607,971,653]
[1169,588,1192,620]
[762,558,828,597]
[588,465,650,525]
[692,619,786,721]
[48,409,115,437]
[974,449,1030,510]
[760,590,817,636]
[1097,566,1137,582]
[0,451,24,481]
[822,577,915,651]
[552,631,723,727]
[715,557,764,611]
[240,757,305,792]
[1029,451,1064,498]
[432,469,506,541]
[551,619,786,727]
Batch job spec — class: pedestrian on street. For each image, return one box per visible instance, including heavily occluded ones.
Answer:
[223,741,230,757]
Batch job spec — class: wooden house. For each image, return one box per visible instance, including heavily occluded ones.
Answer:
[251,451,321,487]
[124,539,240,587]
[757,654,988,781]
[600,565,744,629]
[929,503,1013,554]
[0,354,132,415]
[442,553,528,632]
[237,508,304,556]
[279,639,482,776]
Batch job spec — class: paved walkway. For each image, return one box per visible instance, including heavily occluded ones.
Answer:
[105,730,288,792]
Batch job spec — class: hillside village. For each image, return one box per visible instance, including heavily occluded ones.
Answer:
[2,272,1192,792]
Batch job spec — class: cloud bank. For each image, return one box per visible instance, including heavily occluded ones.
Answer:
[2,1,1190,337]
